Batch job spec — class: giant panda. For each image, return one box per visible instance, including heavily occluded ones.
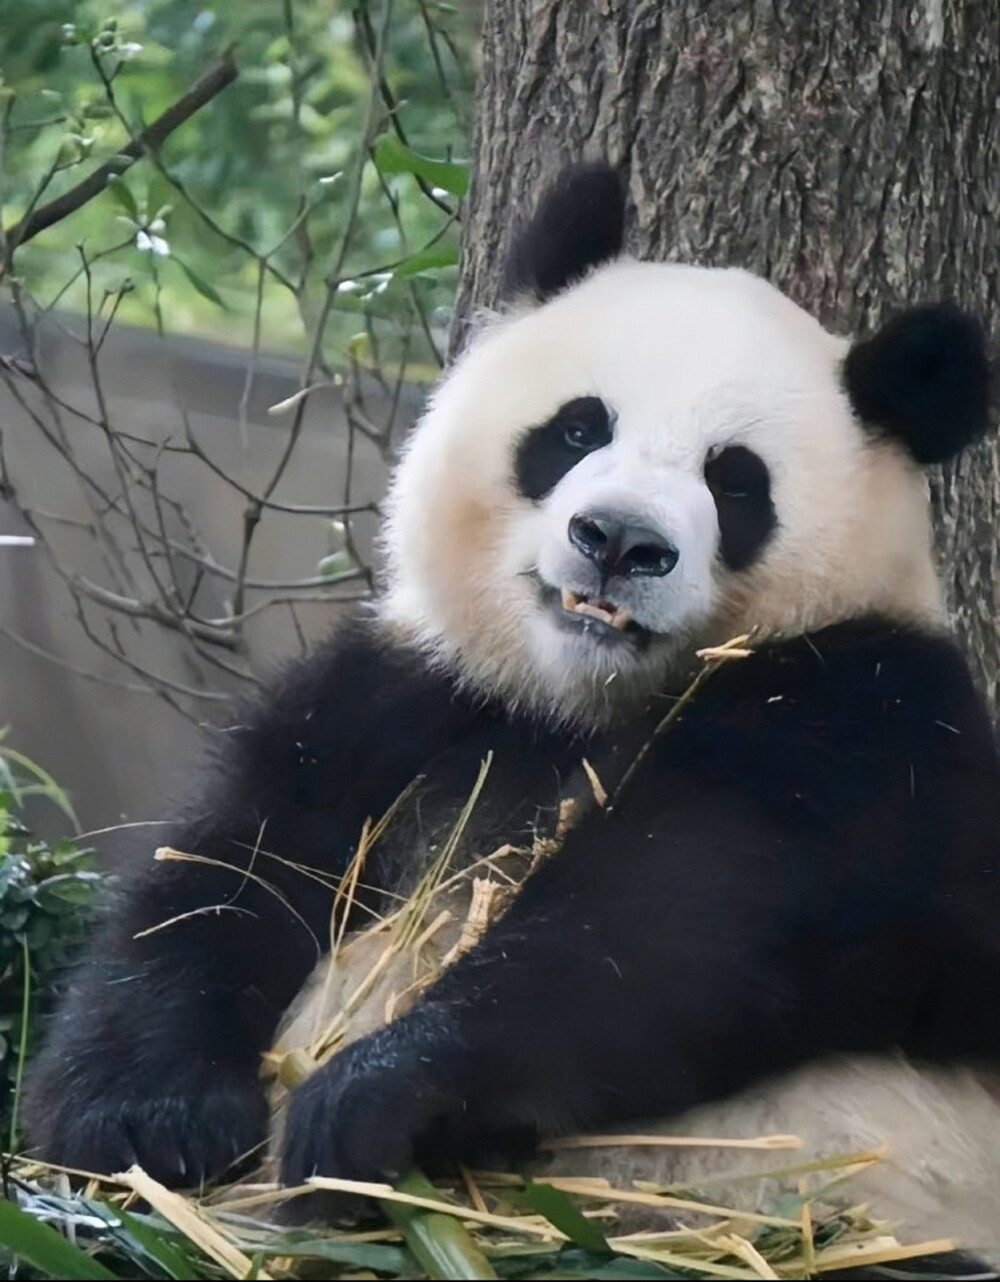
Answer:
[24,163,1000,1266]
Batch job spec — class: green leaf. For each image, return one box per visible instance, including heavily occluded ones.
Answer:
[24,914,54,948]
[171,256,227,309]
[521,1182,611,1255]
[253,1236,417,1272]
[347,331,373,362]
[0,1198,116,1279]
[549,1249,679,1280]
[35,871,103,904]
[394,244,459,279]
[106,177,137,221]
[0,747,78,828]
[383,1171,497,1280]
[373,136,469,197]
[92,1203,196,1280]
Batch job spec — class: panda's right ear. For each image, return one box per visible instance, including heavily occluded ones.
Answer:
[501,162,627,304]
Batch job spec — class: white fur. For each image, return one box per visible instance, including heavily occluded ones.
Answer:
[380,262,941,723]
[547,1057,1000,1264]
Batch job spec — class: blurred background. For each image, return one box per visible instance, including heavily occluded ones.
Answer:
[0,0,478,835]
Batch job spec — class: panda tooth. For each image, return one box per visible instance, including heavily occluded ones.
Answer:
[559,588,632,627]
[577,601,614,623]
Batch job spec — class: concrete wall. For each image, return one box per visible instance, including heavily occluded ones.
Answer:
[0,308,421,846]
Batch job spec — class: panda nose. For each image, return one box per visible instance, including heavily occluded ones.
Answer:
[568,511,679,578]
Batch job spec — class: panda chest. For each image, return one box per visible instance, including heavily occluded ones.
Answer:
[372,737,596,904]
[271,740,600,1073]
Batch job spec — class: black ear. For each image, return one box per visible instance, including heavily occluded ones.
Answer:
[843,305,993,465]
[502,162,626,303]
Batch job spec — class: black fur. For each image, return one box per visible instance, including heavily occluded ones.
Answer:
[278,620,1000,1190]
[502,162,626,302]
[844,305,993,464]
[514,396,614,501]
[23,617,590,1183]
[26,615,1000,1208]
[703,444,777,571]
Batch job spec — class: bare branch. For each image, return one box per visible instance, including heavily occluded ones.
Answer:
[0,0,468,724]
[0,622,152,695]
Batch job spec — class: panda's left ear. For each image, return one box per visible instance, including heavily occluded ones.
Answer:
[502,162,627,303]
[843,305,994,465]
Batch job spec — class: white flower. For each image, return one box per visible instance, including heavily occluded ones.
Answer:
[136,230,169,256]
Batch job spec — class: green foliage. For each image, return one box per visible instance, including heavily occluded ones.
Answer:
[0,739,103,1129]
[0,1170,890,1281]
[0,1200,116,1280]
[520,1179,611,1256]
[0,0,475,364]
[0,0,476,715]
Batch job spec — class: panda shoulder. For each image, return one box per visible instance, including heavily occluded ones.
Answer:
[759,619,996,761]
[200,612,477,801]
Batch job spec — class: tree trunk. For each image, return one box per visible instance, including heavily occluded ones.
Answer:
[457,0,1000,707]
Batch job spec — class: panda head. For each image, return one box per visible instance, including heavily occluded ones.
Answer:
[380,164,993,724]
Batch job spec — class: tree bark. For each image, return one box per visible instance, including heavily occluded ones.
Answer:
[457,0,1000,708]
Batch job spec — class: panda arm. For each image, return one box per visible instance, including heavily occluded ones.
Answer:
[903,744,1000,1064]
[280,624,1000,1188]
[24,617,475,1183]
[281,782,817,1191]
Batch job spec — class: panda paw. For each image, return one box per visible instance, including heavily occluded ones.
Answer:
[279,1019,485,1220]
[281,1035,451,1185]
[279,1017,539,1222]
[26,1073,268,1187]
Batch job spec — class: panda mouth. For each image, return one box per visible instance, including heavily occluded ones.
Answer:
[560,587,634,631]
[537,580,650,647]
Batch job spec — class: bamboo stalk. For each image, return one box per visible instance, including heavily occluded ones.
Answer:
[381,1170,497,1280]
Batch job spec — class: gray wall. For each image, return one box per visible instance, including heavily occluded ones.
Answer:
[0,309,420,845]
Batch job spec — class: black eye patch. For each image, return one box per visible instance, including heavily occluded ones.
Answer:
[703,445,777,571]
[514,397,613,502]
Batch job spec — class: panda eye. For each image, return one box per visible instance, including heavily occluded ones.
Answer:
[558,398,613,453]
[515,396,614,502]
[564,421,598,449]
[704,445,769,500]
[703,444,777,573]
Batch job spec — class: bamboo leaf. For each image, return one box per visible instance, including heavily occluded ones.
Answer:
[521,1181,611,1255]
[98,1203,197,1279]
[547,1250,678,1280]
[250,1235,417,1272]
[0,744,78,828]
[0,1199,116,1280]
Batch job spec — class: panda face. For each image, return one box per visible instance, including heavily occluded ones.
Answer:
[380,261,942,723]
